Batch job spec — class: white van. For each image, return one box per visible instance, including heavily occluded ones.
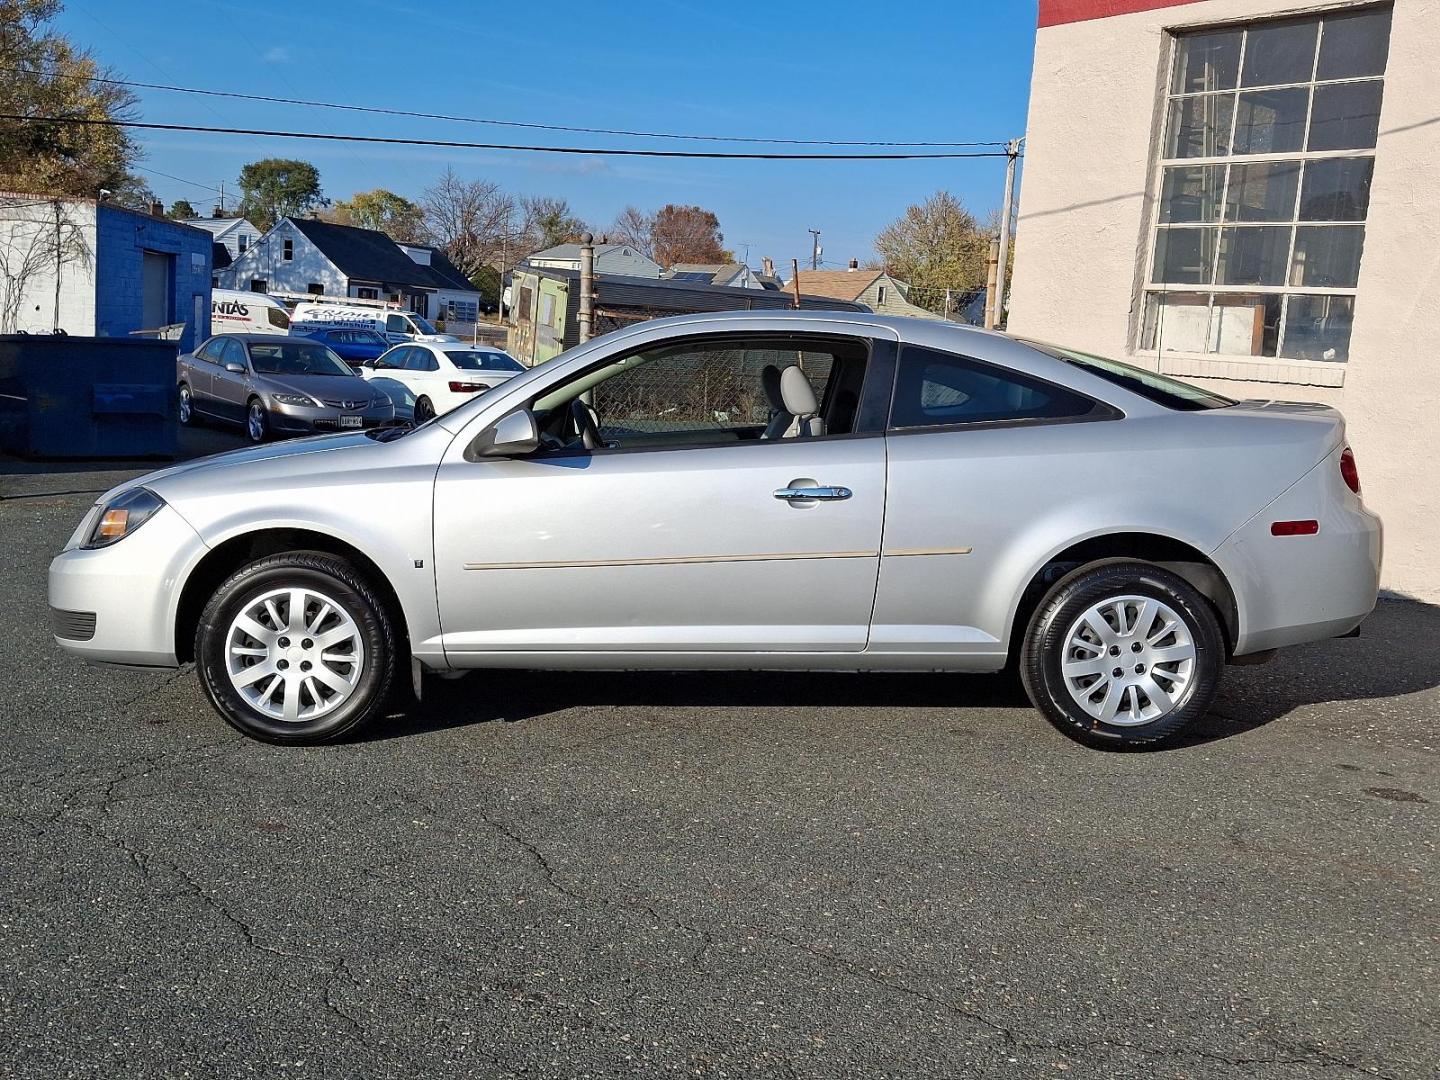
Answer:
[289,303,459,344]
[211,289,291,335]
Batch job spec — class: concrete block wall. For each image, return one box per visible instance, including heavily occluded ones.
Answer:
[94,206,212,351]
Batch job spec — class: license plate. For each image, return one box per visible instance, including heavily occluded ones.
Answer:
[339,415,363,429]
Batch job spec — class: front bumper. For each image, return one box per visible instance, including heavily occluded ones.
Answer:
[268,400,395,435]
[48,504,208,667]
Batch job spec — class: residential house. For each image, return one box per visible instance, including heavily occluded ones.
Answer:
[785,268,946,320]
[1007,0,1436,601]
[0,192,211,350]
[183,215,262,262]
[525,242,662,278]
[506,264,865,366]
[218,217,481,327]
[662,263,768,289]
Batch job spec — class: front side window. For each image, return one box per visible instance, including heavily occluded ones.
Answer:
[889,346,1101,430]
[265,306,290,330]
[525,335,871,454]
[1144,7,1391,363]
[410,315,439,335]
[385,314,407,333]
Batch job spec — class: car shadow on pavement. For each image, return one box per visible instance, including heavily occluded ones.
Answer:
[368,598,1439,750]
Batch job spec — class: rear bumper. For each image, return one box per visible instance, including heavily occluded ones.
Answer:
[47,504,207,667]
[1214,463,1382,655]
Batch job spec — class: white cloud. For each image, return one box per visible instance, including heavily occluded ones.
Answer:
[261,46,291,64]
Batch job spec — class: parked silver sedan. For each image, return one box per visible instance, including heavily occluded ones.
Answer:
[178,334,394,443]
[53,312,1380,746]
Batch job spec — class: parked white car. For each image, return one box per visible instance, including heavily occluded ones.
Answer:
[289,303,458,344]
[361,342,526,421]
[210,289,291,336]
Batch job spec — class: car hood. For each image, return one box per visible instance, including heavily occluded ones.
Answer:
[260,372,377,400]
[99,433,380,504]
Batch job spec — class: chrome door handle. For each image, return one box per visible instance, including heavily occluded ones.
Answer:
[773,485,852,501]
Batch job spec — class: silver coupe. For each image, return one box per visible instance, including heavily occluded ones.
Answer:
[50,311,1381,746]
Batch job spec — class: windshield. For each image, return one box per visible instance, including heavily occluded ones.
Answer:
[1022,340,1234,411]
[249,341,354,377]
[446,350,524,373]
[411,315,439,335]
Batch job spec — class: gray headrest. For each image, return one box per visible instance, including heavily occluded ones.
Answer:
[760,364,784,410]
[780,365,818,417]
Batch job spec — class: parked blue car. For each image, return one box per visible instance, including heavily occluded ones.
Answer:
[290,327,392,369]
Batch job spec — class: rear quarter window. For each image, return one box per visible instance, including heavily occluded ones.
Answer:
[890,345,1106,430]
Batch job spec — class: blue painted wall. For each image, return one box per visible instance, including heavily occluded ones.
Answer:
[93,206,213,351]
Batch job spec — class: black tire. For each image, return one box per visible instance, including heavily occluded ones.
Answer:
[178,382,195,427]
[246,397,269,443]
[413,396,435,424]
[1020,560,1224,746]
[194,552,399,744]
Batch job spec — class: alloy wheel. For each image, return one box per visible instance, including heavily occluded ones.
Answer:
[178,386,192,424]
[247,401,266,442]
[1059,594,1197,727]
[224,586,365,722]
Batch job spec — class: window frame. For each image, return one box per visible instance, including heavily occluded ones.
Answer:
[480,330,896,461]
[1139,6,1390,367]
[884,344,1120,436]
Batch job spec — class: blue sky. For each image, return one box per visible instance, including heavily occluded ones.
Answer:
[55,0,1039,268]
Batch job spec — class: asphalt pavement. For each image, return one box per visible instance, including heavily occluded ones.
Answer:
[2,435,1436,1080]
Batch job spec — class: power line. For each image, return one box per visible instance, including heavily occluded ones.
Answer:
[0,64,1011,149]
[0,114,1017,160]
[130,163,223,195]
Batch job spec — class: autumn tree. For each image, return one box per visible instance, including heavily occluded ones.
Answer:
[167,198,196,220]
[328,188,426,242]
[0,0,140,197]
[649,204,724,267]
[237,158,326,230]
[873,190,990,315]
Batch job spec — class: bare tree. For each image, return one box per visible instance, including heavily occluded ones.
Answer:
[420,168,516,284]
[0,196,92,333]
[609,205,656,261]
[518,195,586,253]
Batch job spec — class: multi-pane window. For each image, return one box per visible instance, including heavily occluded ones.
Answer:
[1142,7,1391,363]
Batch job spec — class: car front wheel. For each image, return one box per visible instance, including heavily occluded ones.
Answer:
[1020,560,1224,746]
[246,398,269,443]
[178,383,194,426]
[413,396,435,423]
[195,552,399,744]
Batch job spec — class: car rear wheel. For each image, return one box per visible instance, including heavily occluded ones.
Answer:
[1020,560,1223,746]
[194,552,399,744]
[413,396,435,423]
[178,383,194,426]
[246,398,269,443]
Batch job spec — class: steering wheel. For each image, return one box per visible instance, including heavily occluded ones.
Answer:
[569,398,602,451]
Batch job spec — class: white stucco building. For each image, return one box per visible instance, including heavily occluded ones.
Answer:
[1008,0,1438,600]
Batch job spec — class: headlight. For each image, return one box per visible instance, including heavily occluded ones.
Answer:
[272,393,317,407]
[83,488,165,549]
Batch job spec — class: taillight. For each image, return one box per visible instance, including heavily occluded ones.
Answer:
[1340,447,1361,495]
[449,381,489,393]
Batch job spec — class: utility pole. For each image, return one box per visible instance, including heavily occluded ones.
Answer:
[578,231,595,344]
[807,229,821,270]
[991,138,1022,330]
[790,259,802,310]
[218,180,225,215]
[983,238,1000,330]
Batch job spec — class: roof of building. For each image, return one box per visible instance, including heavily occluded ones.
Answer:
[287,217,475,294]
[183,216,256,238]
[662,263,752,285]
[517,264,867,314]
[409,244,475,292]
[783,269,886,302]
[527,242,649,263]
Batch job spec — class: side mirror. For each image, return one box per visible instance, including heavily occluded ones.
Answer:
[472,409,540,458]
[224,361,245,374]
